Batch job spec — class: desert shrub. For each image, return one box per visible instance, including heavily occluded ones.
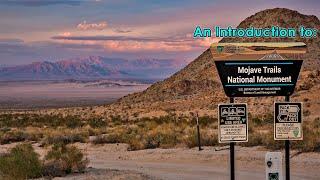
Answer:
[184,129,218,148]
[127,138,145,151]
[0,113,84,128]
[144,130,178,149]
[184,130,199,148]
[88,118,107,128]
[261,131,284,150]
[133,112,139,118]
[0,143,42,180]
[201,132,219,146]
[312,117,320,129]
[86,126,105,136]
[142,120,159,131]
[0,128,45,144]
[110,115,122,124]
[92,133,123,144]
[242,132,264,147]
[303,109,311,117]
[292,123,320,152]
[136,115,180,126]
[144,135,161,149]
[65,116,83,128]
[154,115,175,124]
[42,130,88,145]
[251,117,263,126]
[198,116,217,126]
[298,81,313,91]
[43,143,88,176]
[0,131,26,144]
[251,114,273,127]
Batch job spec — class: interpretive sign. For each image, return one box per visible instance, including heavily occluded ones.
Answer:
[274,102,303,140]
[218,103,248,143]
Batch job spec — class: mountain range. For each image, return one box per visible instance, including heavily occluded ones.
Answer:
[0,56,185,81]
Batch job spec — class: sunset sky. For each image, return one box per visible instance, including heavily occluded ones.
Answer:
[0,0,319,65]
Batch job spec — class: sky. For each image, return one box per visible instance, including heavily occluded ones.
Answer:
[0,0,319,65]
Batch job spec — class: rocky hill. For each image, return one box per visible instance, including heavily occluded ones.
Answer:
[220,8,320,69]
[108,8,320,119]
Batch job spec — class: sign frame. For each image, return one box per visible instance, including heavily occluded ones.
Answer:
[215,60,303,97]
[218,103,248,143]
[274,102,303,140]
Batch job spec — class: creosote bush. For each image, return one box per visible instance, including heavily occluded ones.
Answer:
[0,143,42,180]
[0,143,88,179]
[43,143,88,177]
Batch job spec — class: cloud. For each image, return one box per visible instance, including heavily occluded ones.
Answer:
[51,34,220,43]
[51,34,220,52]
[0,35,220,65]
[0,38,24,44]
[1,0,84,6]
[77,21,108,31]
[113,28,132,33]
[58,32,72,37]
[52,35,168,41]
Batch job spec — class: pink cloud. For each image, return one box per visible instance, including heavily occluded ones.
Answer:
[77,21,108,31]
[52,33,221,52]
[102,40,192,52]
[58,32,72,37]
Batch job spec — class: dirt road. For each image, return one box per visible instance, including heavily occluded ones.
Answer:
[76,143,320,180]
[2,143,319,180]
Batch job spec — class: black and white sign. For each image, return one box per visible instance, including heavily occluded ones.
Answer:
[215,60,303,97]
[218,103,248,143]
[274,102,303,140]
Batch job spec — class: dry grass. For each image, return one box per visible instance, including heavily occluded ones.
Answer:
[0,113,319,152]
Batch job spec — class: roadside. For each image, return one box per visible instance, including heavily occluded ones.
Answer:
[2,143,318,180]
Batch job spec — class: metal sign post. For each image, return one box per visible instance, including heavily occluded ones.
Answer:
[285,139,290,180]
[230,97,235,180]
[274,96,303,180]
[285,96,290,180]
[218,98,248,180]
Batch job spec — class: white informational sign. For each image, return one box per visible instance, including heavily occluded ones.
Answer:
[218,103,248,143]
[274,102,303,140]
[265,152,283,180]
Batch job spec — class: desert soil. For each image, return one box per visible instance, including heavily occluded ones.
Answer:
[1,143,319,180]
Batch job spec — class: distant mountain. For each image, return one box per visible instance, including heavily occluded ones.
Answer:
[0,56,185,81]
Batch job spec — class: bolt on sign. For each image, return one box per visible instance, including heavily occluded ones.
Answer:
[274,102,303,140]
[215,60,303,97]
[218,104,248,143]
